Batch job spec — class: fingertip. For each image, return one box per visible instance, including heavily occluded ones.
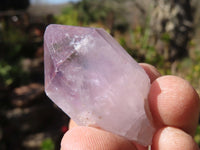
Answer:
[152,127,199,150]
[149,75,200,136]
[139,63,161,83]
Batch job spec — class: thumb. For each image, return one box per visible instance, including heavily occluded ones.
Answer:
[61,126,138,150]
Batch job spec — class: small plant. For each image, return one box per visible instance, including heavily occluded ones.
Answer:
[195,125,200,146]
[40,138,55,150]
[55,4,79,26]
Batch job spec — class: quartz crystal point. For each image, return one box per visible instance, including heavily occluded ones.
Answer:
[44,24,155,146]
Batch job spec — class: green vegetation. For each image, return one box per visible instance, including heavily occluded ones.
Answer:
[55,4,79,26]
[195,125,200,145]
[0,25,30,87]
[40,138,55,150]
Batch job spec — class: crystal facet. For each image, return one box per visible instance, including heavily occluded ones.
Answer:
[44,24,155,146]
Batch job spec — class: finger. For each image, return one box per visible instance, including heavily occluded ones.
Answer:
[148,75,200,136]
[61,126,137,150]
[68,123,148,150]
[139,63,161,83]
[152,127,199,150]
[68,122,148,150]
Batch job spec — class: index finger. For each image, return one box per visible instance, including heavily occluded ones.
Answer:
[148,75,200,136]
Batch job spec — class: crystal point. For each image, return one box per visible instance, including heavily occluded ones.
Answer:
[44,24,155,146]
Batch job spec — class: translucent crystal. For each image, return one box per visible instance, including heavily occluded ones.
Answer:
[44,24,155,146]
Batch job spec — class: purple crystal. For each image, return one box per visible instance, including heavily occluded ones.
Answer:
[44,24,155,146]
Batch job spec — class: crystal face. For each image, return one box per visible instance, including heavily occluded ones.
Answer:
[44,24,155,146]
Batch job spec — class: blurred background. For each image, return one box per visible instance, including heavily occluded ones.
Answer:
[0,0,200,149]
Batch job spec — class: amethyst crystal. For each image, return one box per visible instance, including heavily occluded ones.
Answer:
[44,24,155,146]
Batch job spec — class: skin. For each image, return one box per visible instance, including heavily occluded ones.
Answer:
[61,63,200,150]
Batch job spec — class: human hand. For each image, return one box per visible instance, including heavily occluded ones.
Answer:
[61,63,200,150]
